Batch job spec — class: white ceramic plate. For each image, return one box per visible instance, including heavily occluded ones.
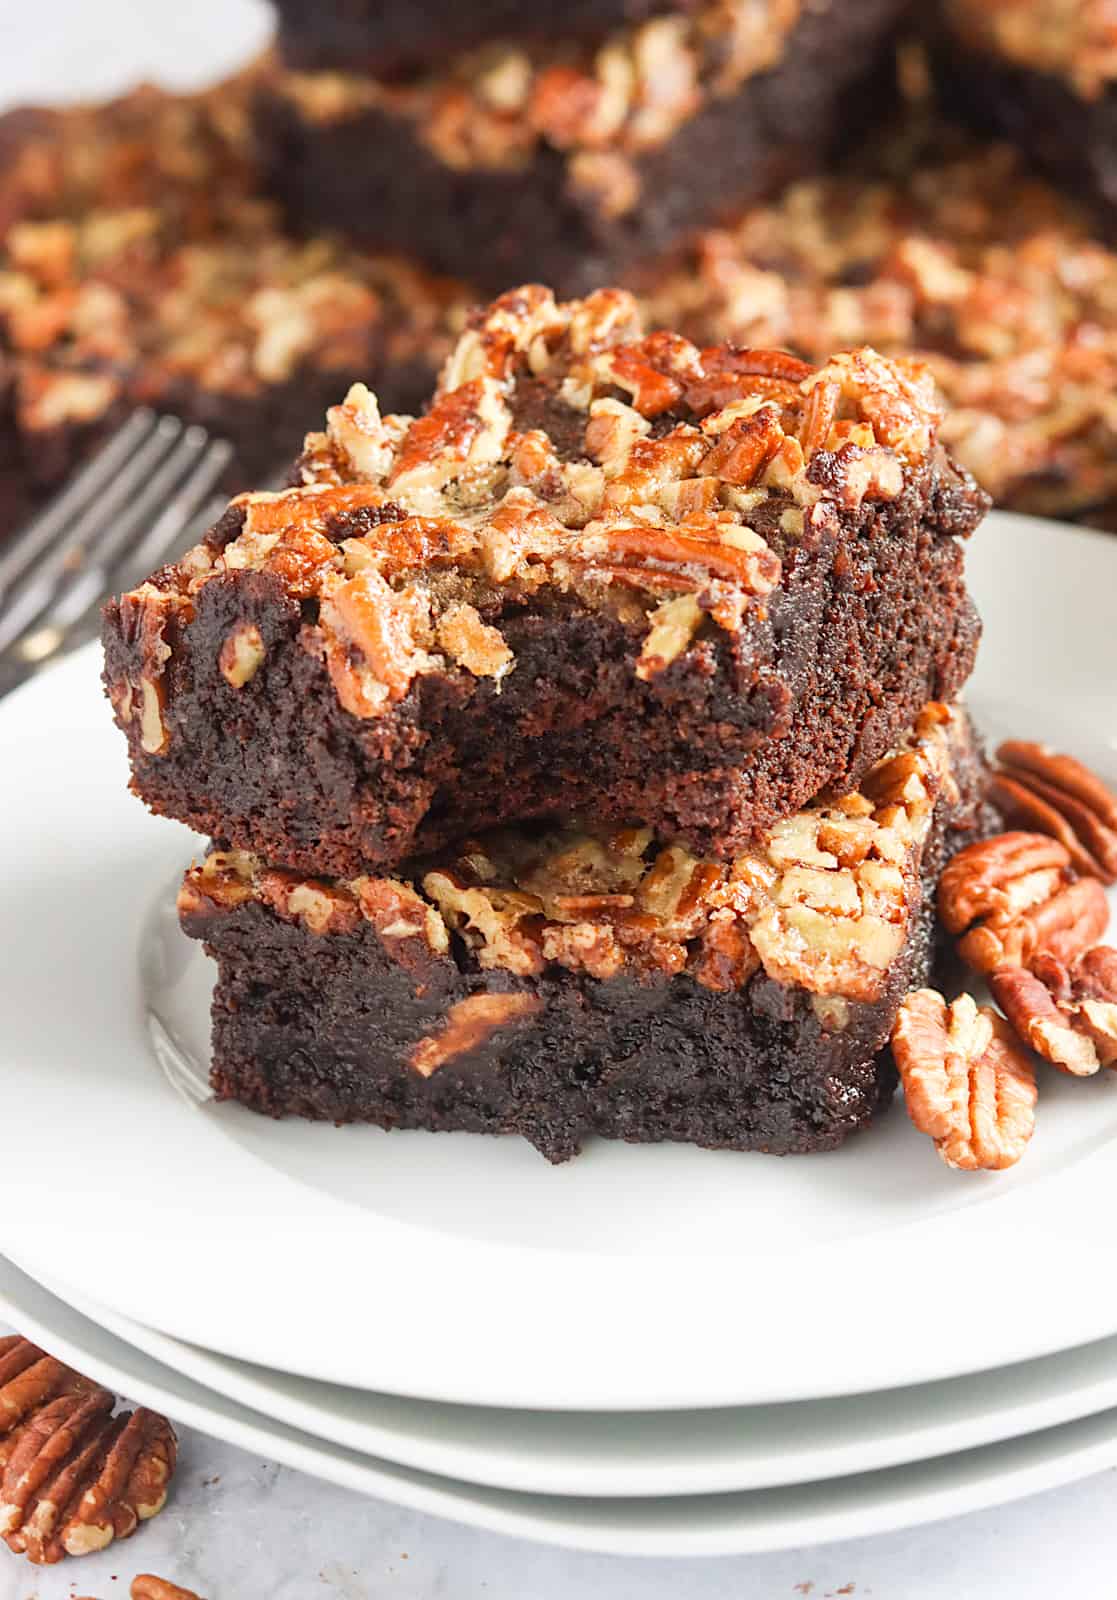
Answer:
[32,1258,1117,1499]
[7,1254,1117,1559]
[3,510,1117,1412]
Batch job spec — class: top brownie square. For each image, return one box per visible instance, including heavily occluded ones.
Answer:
[103,285,986,876]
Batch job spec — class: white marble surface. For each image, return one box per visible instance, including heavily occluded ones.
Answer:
[6,2,1117,1594]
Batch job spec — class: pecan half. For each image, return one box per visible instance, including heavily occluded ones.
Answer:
[892,989,1038,1171]
[132,1579,206,1600]
[0,1337,176,1566]
[992,740,1117,884]
[938,832,1110,975]
[990,946,1117,1076]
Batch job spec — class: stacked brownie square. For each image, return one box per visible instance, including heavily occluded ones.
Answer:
[257,0,909,296]
[104,285,992,1160]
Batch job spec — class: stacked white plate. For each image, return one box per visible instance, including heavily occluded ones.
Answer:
[3,511,1117,1558]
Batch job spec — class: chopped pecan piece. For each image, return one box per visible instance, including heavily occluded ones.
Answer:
[991,740,1117,884]
[938,832,1110,975]
[410,992,543,1076]
[892,989,1037,1171]
[990,946,1117,1076]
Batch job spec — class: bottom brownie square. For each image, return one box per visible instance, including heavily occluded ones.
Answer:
[178,703,989,1162]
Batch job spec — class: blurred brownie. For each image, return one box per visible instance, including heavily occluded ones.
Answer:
[639,135,1117,525]
[179,703,989,1161]
[256,0,907,295]
[934,1,1117,237]
[0,79,464,537]
[103,285,984,877]
[273,0,702,76]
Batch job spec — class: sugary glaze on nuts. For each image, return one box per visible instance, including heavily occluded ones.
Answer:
[943,0,1117,98]
[891,989,1038,1171]
[281,0,802,180]
[113,284,947,731]
[181,702,964,1014]
[0,1337,177,1566]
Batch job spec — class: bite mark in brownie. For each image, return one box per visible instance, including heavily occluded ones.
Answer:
[179,703,990,1161]
[103,285,986,876]
[256,0,907,296]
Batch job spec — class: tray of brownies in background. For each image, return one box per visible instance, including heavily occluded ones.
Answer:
[4,0,1117,1576]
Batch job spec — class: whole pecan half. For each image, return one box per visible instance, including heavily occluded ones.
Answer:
[0,1337,177,1566]
[991,741,1117,885]
[891,989,1038,1170]
[132,1577,206,1600]
[938,831,1110,975]
[990,945,1117,1076]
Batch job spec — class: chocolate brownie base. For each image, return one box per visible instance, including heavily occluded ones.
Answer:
[274,0,698,76]
[103,288,985,878]
[257,0,905,296]
[937,48,1117,236]
[179,705,989,1161]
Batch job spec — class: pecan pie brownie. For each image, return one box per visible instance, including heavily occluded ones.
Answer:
[178,703,990,1161]
[256,0,907,296]
[272,0,703,76]
[102,286,985,877]
[0,79,462,537]
[934,1,1117,236]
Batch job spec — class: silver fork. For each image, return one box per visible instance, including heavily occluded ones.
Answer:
[0,410,234,694]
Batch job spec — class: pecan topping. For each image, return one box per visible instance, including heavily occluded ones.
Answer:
[183,702,965,1005]
[118,284,936,725]
[991,740,1117,884]
[892,990,1038,1171]
[990,946,1117,1077]
[938,832,1110,975]
[0,1339,176,1566]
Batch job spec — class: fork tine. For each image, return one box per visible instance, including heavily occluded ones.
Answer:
[31,434,235,641]
[0,410,157,597]
[112,438,234,593]
[0,415,185,655]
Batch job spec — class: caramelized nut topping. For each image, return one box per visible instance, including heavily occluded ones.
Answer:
[182,701,965,1007]
[119,285,941,726]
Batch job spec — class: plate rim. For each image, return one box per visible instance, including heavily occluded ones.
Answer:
[5,1252,1117,1559]
[32,1256,1117,1500]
